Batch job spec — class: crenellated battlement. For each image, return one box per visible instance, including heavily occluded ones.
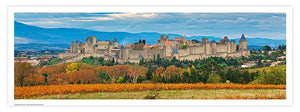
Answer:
[59,34,250,63]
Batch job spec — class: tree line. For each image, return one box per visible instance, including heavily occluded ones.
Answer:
[15,58,286,87]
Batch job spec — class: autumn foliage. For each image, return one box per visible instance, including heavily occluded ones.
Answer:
[14,83,286,99]
[14,62,44,86]
[15,62,150,86]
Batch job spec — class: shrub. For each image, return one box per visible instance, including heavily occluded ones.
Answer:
[181,45,187,49]
[116,77,125,83]
[250,68,286,85]
[207,74,221,84]
[97,72,110,84]
[151,75,162,83]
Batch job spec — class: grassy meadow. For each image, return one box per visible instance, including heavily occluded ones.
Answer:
[35,89,285,99]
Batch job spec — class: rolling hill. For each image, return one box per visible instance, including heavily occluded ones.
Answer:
[14,21,286,51]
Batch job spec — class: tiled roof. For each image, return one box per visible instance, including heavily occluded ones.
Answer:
[189,42,194,46]
[164,39,170,45]
[125,43,130,47]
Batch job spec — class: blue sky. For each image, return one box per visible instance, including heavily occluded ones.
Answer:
[15,13,286,39]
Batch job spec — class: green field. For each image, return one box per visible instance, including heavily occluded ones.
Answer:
[242,64,286,73]
[35,89,285,99]
[46,58,60,65]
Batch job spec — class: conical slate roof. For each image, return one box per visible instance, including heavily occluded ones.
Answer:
[86,36,91,41]
[120,45,124,49]
[225,39,230,42]
[172,47,179,54]
[241,34,246,40]
[210,39,217,43]
[231,39,236,42]
[138,54,143,58]
[114,53,119,57]
[108,40,113,45]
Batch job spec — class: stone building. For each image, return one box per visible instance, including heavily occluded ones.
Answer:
[59,34,250,64]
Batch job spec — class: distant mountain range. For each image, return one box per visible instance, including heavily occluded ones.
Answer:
[14,21,286,51]
[14,43,69,51]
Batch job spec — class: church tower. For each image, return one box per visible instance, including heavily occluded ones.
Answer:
[239,34,248,50]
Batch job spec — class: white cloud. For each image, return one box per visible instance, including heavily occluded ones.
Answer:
[105,13,157,19]
[236,17,247,21]
[94,17,114,20]
[14,13,286,40]
[20,21,63,25]
[71,20,95,22]
[76,17,115,21]
[19,21,33,25]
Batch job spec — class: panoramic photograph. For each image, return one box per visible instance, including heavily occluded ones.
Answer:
[14,12,286,100]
